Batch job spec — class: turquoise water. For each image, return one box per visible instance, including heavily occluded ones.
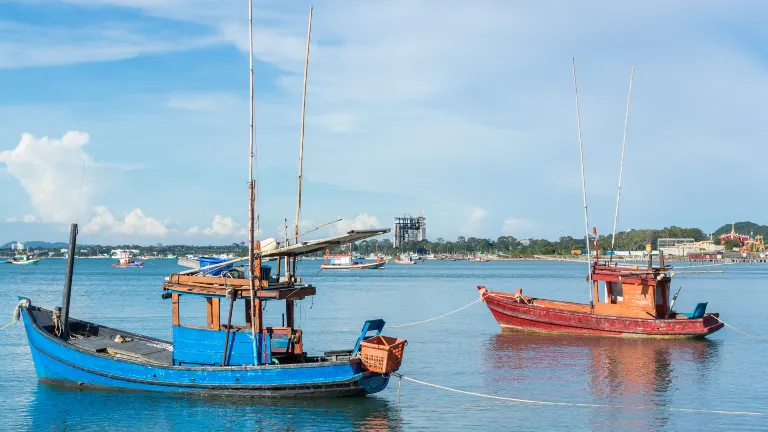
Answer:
[1,259,767,431]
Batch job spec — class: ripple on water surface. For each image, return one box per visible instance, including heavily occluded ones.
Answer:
[1,259,767,431]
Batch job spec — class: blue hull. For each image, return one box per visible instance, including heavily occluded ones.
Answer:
[20,303,390,397]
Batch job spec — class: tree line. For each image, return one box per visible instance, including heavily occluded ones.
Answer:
[348,226,708,257]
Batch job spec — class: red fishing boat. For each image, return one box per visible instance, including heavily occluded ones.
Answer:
[479,230,724,338]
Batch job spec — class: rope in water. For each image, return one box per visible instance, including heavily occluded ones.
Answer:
[0,299,29,331]
[388,294,487,328]
[710,315,768,341]
[393,374,765,416]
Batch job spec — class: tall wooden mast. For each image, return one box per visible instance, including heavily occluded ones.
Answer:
[247,0,260,365]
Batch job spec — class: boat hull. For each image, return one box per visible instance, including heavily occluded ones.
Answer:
[20,304,390,397]
[112,261,144,268]
[9,260,40,265]
[320,260,386,270]
[482,290,724,338]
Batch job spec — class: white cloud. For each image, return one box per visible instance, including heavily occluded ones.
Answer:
[0,20,220,69]
[186,215,248,237]
[460,207,489,237]
[5,214,39,223]
[502,218,530,237]
[335,213,381,234]
[0,132,97,223]
[469,208,488,223]
[83,206,169,236]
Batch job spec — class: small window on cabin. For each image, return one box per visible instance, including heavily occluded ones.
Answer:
[177,296,211,328]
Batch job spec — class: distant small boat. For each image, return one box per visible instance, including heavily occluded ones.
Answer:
[8,252,40,265]
[320,244,386,270]
[393,255,417,265]
[112,257,144,268]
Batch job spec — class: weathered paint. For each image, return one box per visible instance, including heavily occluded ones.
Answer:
[480,288,723,338]
[173,326,301,366]
[20,304,390,397]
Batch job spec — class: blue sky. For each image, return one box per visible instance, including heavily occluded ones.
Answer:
[1,0,767,245]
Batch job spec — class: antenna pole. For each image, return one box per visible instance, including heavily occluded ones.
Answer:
[247,0,260,365]
[610,67,634,262]
[292,5,313,279]
[572,57,593,305]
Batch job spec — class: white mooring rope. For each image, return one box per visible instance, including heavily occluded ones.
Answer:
[709,315,768,341]
[0,299,29,331]
[388,295,487,328]
[393,374,765,416]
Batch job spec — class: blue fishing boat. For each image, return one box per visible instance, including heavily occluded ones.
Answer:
[17,4,406,398]
[18,225,404,397]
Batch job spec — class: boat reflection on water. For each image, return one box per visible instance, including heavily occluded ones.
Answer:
[483,333,721,430]
[27,381,402,431]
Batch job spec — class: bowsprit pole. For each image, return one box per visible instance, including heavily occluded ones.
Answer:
[571,57,593,306]
[610,67,634,263]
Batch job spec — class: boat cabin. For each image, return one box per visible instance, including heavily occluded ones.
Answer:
[590,262,672,319]
[163,271,316,366]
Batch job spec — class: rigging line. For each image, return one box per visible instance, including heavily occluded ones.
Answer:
[571,57,592,301]
[610,66,634,261]
[393,374,765,416]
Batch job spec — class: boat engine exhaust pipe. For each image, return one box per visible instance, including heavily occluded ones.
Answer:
[60,223,78,341]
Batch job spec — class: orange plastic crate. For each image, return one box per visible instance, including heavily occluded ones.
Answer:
[359,335,407,373]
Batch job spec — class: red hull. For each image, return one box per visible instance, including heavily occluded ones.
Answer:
[482,290,723,338]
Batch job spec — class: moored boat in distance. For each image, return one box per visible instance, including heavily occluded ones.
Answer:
[8,252,40,265]
[393,255,416,265]
[320,244,387,270]
[112,257,144,268]
[479,230,724,338]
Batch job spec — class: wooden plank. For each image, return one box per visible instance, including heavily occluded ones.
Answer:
[206,298,221,330]
[172,274,251,286]
[206,298,213,327]
[244,299,252,326]
[171,293,180,326]
[163,283,315,300]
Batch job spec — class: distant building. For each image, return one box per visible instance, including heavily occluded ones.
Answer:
[11,242,24,251]
[393,214,426,248]
[658,238,722,256]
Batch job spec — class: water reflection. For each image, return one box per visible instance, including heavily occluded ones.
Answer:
[27,382,402,431]
[483,333,721,430]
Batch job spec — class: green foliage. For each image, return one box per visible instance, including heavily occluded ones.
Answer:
[723,239,740,251]
[713,222,768,238]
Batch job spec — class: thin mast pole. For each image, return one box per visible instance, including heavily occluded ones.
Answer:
[292,5,313,279]
[247,0,258,365]
[610,67,634,262]
[572,57,593,305]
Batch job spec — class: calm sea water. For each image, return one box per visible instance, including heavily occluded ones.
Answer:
[1,259,767,431]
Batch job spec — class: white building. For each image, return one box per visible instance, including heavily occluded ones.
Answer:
[11,242,25,251]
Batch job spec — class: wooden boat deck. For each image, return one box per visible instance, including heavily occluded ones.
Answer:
[70,337,173,365]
